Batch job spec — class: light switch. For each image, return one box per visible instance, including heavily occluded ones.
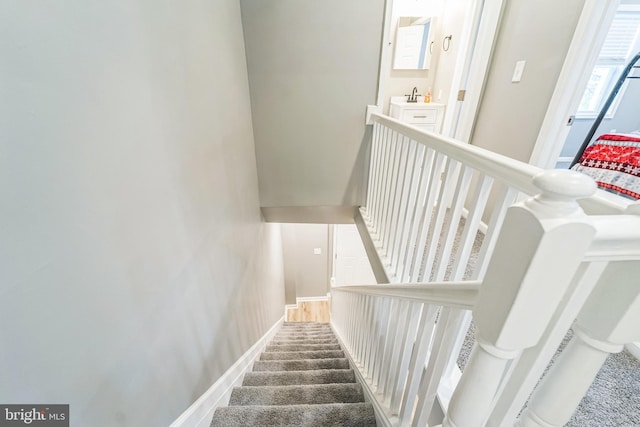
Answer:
[313,248,322,255]
[512,60,526,82]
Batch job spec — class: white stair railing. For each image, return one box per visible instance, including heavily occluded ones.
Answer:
[331,114,640,427]
[494,203,640,427]
[331,282,480,426]
[364,114,541,284]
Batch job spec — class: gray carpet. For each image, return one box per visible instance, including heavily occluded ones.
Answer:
[210,322,377,427]
[457,312,640,426]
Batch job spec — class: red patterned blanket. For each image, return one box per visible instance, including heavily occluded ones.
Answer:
[571,133,640,200]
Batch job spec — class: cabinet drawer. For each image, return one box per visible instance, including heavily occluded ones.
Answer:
[401,108,437,124]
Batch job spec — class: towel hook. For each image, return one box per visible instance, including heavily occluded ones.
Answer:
[443,35,452,52]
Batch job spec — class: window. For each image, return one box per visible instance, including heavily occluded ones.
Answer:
[577,7,640,118]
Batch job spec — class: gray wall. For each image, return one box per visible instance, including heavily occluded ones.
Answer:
[471,0,586,162]
[561,82,640,159]
[281,224,330,304]
[240,0,384,208]
[0,1,285,426]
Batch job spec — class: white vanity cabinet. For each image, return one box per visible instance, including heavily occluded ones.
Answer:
[389,97,445,133]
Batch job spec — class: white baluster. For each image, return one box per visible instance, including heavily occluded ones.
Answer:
[399,304,439,425]
[418,159,460,281]
[364,297,381,378]
[357,295,372,367]
[390,302,422,414]
[395,143,427,280]
[365,122,381,220]
[383,300,410,402]
[449,173,493,280]
[433,165,474,281]
[380,131,401,254]
[390,140,418,275]
[413,307,467,427]
[386,137,410,267]
[372,297,392,388]
[378,299,400,391]
[410,155,451,282]
[472,184,517,280]
[373,126,393,239]
[442,170,598,427]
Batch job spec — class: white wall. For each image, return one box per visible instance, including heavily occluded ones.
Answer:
[240,0,384,208]
[470,0,586,161]
[0,1,285,426]
[281,224,330,303]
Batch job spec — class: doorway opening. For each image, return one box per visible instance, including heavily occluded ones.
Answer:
[555,2,640,169]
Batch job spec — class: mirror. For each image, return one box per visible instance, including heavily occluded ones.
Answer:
[393,16,434,70]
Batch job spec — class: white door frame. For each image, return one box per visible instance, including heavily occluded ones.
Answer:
[442,0,506,142]
[528,0,620,168]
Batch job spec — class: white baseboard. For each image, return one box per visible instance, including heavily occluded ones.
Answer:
[285,295,330,317]
[170,316,284,427]
[296,295,329,303]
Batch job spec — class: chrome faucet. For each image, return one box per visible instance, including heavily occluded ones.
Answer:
[405,86,419,103]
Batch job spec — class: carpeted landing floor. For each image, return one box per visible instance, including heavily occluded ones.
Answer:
[210,322,377,427]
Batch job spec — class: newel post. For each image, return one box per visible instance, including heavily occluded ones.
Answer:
[441,170,597,427]
[516,201,640,427]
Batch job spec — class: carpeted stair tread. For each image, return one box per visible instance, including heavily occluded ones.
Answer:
[260,349,345,360]
[229,383,365,405]
[211,402,376,427]
[279,326,332,331]
[282,322,330,325]
[211,323,377,427]
[271,337,337,343]
[265,343,341,352]
[277,326,333,331]
[253,358,349,372]
[270,338,338,345]
[243,369,356,386]
[272,335,337,342]
[274,332,336,338]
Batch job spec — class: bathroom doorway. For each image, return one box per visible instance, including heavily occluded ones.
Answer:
[376,0,506,142]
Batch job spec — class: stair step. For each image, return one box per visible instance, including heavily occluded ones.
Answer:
[265,343,341,352]
[253,358,349,372]
[280,324,331,331]
[273,333,336,340]
[242,369,355,386]
[275,330,334,334]
[277,328,333,333]
[282,322,330,327]
[270,338,338,345]
[228,383,365,406]
[260,350,345,360]
[211,402,376,427]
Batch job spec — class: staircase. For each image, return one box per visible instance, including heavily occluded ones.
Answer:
[210,322,377,426]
